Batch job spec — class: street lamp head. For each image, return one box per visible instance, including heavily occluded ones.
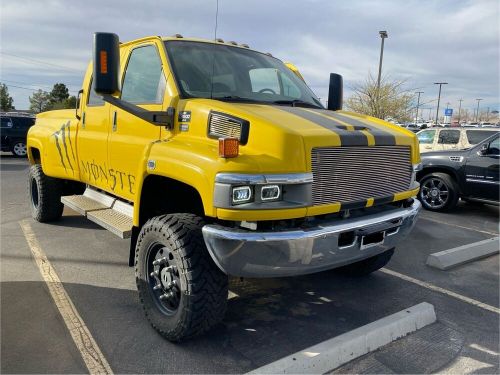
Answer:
[379,31,388,38]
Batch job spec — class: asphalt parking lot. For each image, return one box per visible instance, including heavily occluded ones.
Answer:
[1,154,499,374]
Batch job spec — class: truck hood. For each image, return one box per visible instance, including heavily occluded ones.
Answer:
[181,100,420,170]
[228,104,417,147]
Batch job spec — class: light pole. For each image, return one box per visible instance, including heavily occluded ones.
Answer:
[434,82,448,126]
[376,30,388,118]
[458,98,463,124]
[475,98,483,122]
[415,91,423,123]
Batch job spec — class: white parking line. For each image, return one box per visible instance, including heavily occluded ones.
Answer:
[380,268,500,315]
[20,220,113,375]
[419,216,499,236]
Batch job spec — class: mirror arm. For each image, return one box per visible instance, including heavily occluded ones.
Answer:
[101,94,175,129]
[75,89,84,120]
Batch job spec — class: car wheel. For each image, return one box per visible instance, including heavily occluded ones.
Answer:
[336,248,394,276]
[418,172,459,212]
[11,139,27,157]
[28,164,64,222]
[135,213,228,341]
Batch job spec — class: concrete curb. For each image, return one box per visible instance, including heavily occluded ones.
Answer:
[426,237,499,270]
[248,302,436,374]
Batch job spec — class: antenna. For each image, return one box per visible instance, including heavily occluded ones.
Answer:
[209,0,219,99]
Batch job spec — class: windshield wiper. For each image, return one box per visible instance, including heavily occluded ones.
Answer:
[214,95,262,103]
[273,99,322,109]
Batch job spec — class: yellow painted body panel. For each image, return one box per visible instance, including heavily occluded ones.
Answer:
[27,35,420,227]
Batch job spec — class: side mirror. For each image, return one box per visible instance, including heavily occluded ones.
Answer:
[478,143,489,156]
[93,32,120,95]
[327,73,343,111]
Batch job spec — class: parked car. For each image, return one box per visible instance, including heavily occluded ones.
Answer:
[0,112,36,157]
[417,132,499,211]
[417,127,498,153]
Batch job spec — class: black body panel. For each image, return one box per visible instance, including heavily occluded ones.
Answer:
[418,132,499,203]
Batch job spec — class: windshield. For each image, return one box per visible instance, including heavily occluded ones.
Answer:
[164,40,323,108]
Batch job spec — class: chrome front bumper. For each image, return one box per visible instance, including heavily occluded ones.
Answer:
[202,200,421,277]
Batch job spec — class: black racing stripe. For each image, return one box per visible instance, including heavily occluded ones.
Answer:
[373,195,394,206]
[332,112,396,145]
[341,200,368,210]
[323,111,396,146]
[274,106,368,146]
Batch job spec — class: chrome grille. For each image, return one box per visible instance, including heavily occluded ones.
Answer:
[209,113,242,140]
[311,146,412,206]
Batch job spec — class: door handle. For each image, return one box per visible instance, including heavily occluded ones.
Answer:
[425,146,432,149]
[112,111,117,132]
[82,112,86,129]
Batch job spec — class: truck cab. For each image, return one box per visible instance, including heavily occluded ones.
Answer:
[27,33,421,341]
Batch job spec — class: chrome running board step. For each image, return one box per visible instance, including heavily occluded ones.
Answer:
[61,188,133,239]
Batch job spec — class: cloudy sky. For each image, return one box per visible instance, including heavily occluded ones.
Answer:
[1,0,498,117]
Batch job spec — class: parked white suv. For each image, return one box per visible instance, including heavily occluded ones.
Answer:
[417,128,499,153]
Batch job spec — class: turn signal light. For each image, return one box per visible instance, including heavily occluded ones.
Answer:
[100,50,108,74]
[219,137,239,158]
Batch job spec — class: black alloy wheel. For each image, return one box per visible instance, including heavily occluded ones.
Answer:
[419,172,459,211]
[146,242,182,315]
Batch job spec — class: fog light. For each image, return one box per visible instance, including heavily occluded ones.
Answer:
[261,185,281,201]
[232,186,252,204]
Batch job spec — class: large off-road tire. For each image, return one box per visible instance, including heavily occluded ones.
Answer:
[135,213,228,342]
[28,164,64,222]
[336,248,394,276]
[418,172,459,212]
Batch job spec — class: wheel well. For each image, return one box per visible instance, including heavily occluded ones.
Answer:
[417,167,458,183]
[29,148,41,164]
[129,175,205,266]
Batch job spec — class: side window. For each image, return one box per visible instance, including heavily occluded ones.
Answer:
[417,130,435,144]
[487,137,500,155]
[121,45,166,104]
[438,130,460,144]
[466,130,495,145]
[87,78,105,106]
[249,68,280,94]
[0,117,13,128]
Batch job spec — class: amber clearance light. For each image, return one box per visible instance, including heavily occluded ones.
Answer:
[100,50,108,74]
[219,138,239,158]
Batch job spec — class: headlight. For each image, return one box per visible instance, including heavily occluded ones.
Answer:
[260,185,281,201]
[214,173,313,210]
[232,186,252,204]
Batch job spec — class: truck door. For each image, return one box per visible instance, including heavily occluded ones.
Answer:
[107,43,166,201]
[77,75,112,192]
[464,135,500,201]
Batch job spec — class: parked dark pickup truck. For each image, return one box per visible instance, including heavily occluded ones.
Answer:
[0,112,35,157]
[417,132,499,211]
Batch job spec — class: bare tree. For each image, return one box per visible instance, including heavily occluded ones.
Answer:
[345,73,415,121]
[29,89,52,113]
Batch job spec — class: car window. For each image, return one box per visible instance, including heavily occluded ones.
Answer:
[121,45,166,104]
[438,129,460,144]
[0,117,13,128]
[417,130,435,144]
[487,137,500,155]
[466,130,498,145]
[87,78,105,106]
[11,117,35,128]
